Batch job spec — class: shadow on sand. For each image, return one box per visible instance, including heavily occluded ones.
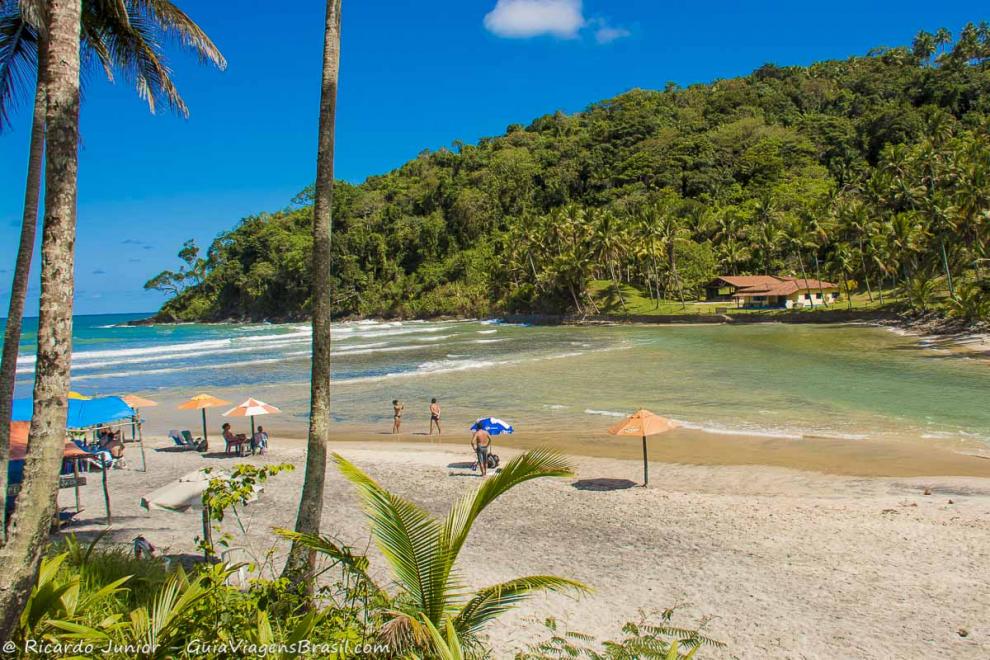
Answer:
[571,478,638,492]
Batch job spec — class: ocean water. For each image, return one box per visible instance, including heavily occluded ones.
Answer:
[4,313,990,445]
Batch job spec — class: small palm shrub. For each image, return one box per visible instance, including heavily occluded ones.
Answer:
[280,449,589,657]
[519,611,725,659]
[899,274,941,312]
[948,281,990,320]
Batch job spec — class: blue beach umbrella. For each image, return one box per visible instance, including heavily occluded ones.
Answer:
[470,417,514,435]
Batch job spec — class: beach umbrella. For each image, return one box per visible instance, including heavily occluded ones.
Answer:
[8,421,102,521]
[223,398,281,437]
[608,409,679,487]
[177,393,231,444]
[121,394,158,409]
[68,391,92,400]
[470,417,514,435]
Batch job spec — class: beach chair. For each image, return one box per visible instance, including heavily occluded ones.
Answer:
[225,434,248,457]
[181,430,206,452]
[82,452,115,471]
[169,430,192,449]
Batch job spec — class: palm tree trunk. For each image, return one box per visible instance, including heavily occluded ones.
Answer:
[858,240,874,302]
[667,242,686,309]
[813,253,829,308]
[0,0,81,639]
[796,252,813,307]
[843,270,853,310]
[282,0,341,595]
[0,41,47,542]
[940,239,955,299]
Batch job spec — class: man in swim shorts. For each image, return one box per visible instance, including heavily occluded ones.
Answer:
[471,426,492,477]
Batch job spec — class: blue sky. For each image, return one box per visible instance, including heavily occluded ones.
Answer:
[0,0,982,316]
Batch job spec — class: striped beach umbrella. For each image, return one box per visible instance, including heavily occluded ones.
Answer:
[223,398,281,437]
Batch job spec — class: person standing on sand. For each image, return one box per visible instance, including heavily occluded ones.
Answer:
[471,426,492,477]
[429,398,442,436]
[392,400,404,434]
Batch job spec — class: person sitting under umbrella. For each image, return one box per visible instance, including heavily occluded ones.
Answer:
[252,425,269,454]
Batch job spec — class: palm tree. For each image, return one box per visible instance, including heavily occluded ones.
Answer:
[0,0,82,639]
[282,0,341,594]
[0,7,43,542]
[590,208,626,310]
[279,450,587,655]
[829,244,856,310]
[0,0,224,537]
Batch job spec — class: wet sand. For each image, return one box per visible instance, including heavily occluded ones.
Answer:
[138,390,990,479]
[324,427,990,479]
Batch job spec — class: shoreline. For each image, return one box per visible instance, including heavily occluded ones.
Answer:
[129,308,990,359]
[282,427,990,479]
[137,393,990,478]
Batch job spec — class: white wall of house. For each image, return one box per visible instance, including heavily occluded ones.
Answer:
[785,291,837,308]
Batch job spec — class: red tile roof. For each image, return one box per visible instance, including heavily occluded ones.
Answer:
[711,275,837,297]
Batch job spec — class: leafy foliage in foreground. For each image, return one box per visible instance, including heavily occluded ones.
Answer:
[17,453,701,658]
[279,449,588,657]
[148,24,990,322]
[519,613,725,659]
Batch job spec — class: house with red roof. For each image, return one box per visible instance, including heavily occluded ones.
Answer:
[705,275,839,309]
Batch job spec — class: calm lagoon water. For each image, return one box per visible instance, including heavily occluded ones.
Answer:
[4,313,989,445]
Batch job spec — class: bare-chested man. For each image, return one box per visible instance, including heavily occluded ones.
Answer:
[429,398,442,436]
[471,426,492,476]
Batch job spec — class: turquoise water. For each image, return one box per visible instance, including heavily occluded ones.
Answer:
[3,314,989,444]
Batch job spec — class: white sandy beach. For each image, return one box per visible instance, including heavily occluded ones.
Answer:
[56,434,990,659]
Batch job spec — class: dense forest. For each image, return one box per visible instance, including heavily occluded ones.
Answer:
[148,24,990,321]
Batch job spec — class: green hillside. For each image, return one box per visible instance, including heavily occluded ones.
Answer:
[147,24,990,322]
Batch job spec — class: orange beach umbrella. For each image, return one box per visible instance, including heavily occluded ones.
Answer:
[121,394,159,409]
[223,398,280,437]
[608,409,678,487]
[178,393,231,443]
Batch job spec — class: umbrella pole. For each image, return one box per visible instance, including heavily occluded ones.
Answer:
[201,408,208,444]
[101,456,112,526]
[137,416,147,472]
[642,435,649,487]
[72,460,80,512]
[251,415,255,439]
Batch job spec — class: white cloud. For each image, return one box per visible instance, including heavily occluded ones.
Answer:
[594,24,631,45]
[484,1,631,44]
[484,0,585,39]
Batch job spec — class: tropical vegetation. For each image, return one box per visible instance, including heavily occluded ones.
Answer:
[148,23,990,322]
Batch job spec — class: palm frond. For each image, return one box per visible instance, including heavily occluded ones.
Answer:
[442,449,573,565]
[0,8,38,131]
[273,528,383,595]
[130,0,226,69]
[332,453,451,623]
[453,575,588,637]
[82,2,185,116]
[421,615,465,660]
